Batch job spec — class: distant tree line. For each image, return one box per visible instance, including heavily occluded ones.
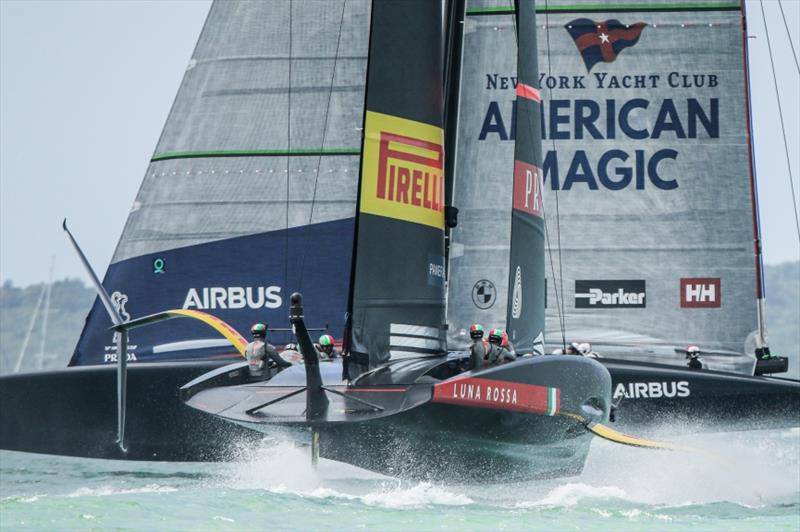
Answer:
[1,262,797,376]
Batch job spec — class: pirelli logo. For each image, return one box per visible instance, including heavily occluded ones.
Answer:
[360,111,445,229]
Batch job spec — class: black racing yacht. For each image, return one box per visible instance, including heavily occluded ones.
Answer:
[1,0,796,466]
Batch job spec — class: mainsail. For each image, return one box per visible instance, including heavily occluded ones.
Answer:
[454,0,760,373]
[72,1,371,365]
[348,0,447,368]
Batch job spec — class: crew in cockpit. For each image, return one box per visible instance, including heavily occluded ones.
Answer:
[685,344,705,370]
[486,328,516,365]
[245,323,291,377]
[468,324,489,370]
[317,334,339,360]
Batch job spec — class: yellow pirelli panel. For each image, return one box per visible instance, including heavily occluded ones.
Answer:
[360,111,445,229]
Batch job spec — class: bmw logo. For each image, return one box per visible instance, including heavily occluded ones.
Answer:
[472,279,496,309]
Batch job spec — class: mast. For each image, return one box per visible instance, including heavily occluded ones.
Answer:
[506,0,546,355]
[740,0,768,357]
[443,0,467,290]
[37,256,55,370]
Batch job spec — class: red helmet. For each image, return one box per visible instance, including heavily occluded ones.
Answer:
[469,324,484,339]
[319,334,334,347]
[488,328,507,346]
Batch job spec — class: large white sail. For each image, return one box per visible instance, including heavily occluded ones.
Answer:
[72,1,371,365]
[450,0,759,373]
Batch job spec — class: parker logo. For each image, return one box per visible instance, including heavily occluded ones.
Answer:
[680,277,721,308]
[613,381,690,399]
[360,111,444,229]
[575,280,646,308]
[182,286,282,310]
[565,18,647,72]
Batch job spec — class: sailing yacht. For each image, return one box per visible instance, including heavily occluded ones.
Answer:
[450,0,799,431]
[0,0,796,465]
[180,0,615,482]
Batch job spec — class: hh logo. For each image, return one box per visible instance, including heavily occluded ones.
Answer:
[360,111,444,229]
[680,278,721,308]
[513,161,543,218]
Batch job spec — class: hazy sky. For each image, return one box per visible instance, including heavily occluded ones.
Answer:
[1,0,798,288]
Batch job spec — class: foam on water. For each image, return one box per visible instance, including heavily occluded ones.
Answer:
[66,484,179,498]
[220,436,473,508]
[0,427,797,530]
[214,426,799,512]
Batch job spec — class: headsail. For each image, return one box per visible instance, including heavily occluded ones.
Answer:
[456,0,760,373]
[72,0,371,365]
[348,0,447,369]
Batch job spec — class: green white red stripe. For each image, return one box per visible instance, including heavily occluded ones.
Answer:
[546,387,560,416]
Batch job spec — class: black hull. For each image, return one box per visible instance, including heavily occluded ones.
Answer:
[0,356,797,463]
[315,402,592,481]
[599,358,800,432]
[0,362,260,461]
[184,356,611,481]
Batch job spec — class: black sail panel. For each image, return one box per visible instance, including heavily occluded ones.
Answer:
[349,0,446,369]
[507,0,546,355]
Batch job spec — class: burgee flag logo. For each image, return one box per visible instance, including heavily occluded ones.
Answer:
[565,19,647,72]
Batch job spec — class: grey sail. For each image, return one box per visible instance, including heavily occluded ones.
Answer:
[446,1,515,350]
[451,0,760,373]
[72,0,371,365]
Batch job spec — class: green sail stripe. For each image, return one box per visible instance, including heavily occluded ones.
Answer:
[467,2,741,16]
[151,148,361,162]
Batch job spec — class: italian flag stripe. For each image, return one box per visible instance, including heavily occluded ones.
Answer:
[546,387,560,416]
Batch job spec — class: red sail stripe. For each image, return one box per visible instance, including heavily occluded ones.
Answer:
[515,82,541,102]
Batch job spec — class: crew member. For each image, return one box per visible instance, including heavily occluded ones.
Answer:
[245,323,291,377]
[486,328,516,365]
[551,342,580,356]
[468,324,489,371]
[318,334,339,360]
[685,344,704,370]
[577,342,600,358]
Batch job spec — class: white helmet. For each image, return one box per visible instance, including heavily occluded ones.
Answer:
[577,342,592,355]
[686,344,701,357]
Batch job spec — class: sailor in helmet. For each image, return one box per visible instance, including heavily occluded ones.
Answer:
[467,324,490,371]
[577,342,600,359]
[685,344,705,370]
[551,342,580,356]
[486,328,516,366]
[317,334,339,360]
[245,323,292,378]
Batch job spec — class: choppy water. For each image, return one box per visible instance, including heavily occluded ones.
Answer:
[1,428,798,531]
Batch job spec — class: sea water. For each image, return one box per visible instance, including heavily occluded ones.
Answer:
[1,428,798,531]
